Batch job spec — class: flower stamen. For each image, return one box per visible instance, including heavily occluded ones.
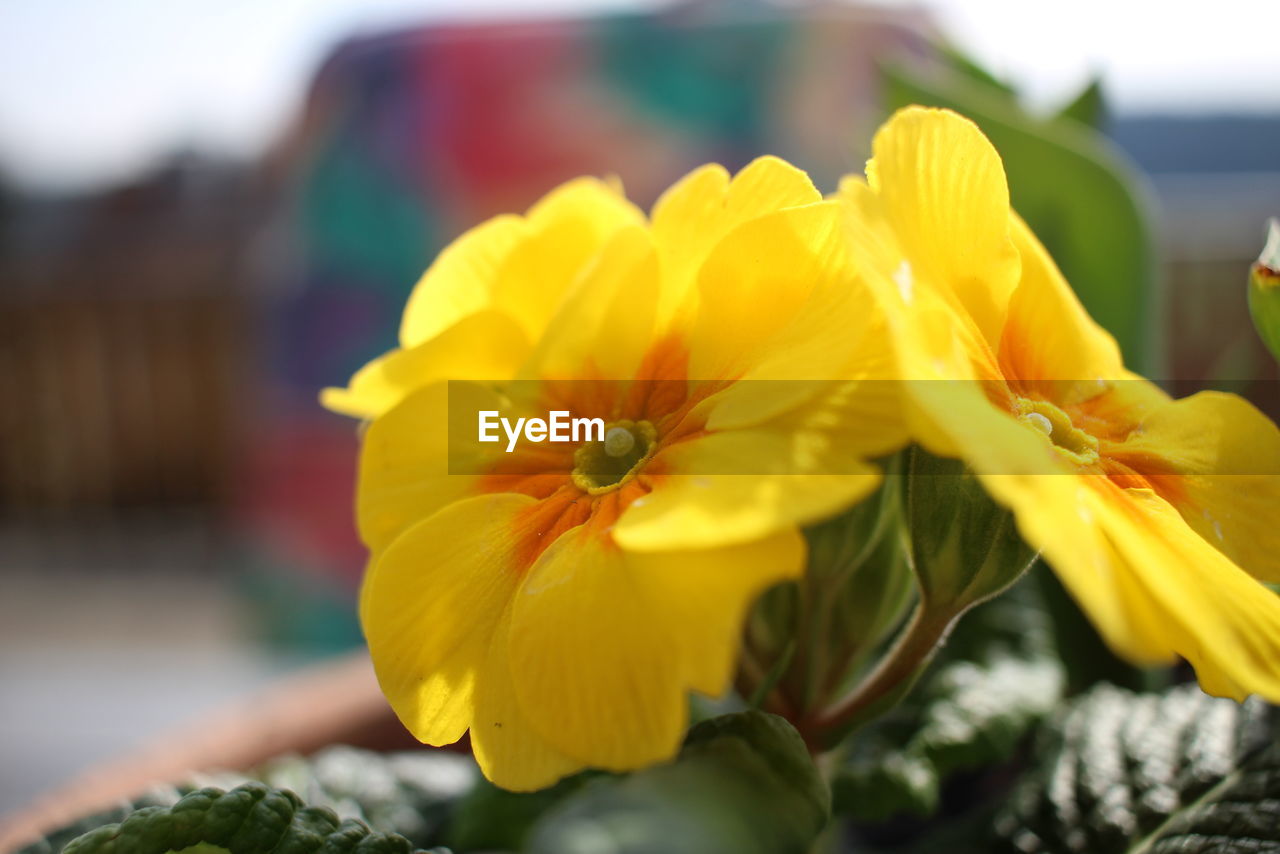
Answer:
[604,426,637,458]
[1015,398,1099,466]
[572,419,657,494]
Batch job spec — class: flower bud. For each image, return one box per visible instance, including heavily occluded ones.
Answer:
[744,460,913,717]
[904,448,1038,615]
[1248,218,1280,363]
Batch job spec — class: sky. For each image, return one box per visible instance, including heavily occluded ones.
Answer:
[0,0,1277,191]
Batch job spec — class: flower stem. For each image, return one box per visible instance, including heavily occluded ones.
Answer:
[801,602,957,750]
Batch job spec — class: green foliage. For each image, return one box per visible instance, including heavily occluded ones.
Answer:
[525,711,829,854]
[1055,78,1106,129]
[748,465,914,716]
[832,579,1064,821]
[903,449,1038,613]
[60,784,428,854]
[443,776,591,852]
[990,683,1277,853]
[14,798,176,854]
[240,747,474,847]
[15,749,473,854]
[21,717,827,854]
[882,57,1161,375]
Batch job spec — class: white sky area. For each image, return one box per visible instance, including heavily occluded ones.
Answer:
[0,0,1277,191]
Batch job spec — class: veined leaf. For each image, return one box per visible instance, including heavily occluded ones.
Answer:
[15,749,474,854]
[60,783,432,854]
[990,683,1276,853]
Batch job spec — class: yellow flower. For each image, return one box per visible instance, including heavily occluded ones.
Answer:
[324,159,904,789]
[841,106,1280,701]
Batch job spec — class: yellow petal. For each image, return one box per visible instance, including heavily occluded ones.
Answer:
[834,176,904,298]
[981,474,1149,659]
[630,529,805,697]
[906,369,1069,484]
[866,106,1020,346]
[651,157,821,329]
[688,201,855,381]
[615,427,879,552]
[492,178,645,342]
[838,178,1013,458]
[508,526,687,770]
[361,493,533,744]
[400,215,526,348]
[400,178,641,350]
[1089,486,1280,701]
[988,472,1280,700]
[520,225,659,382]
[1112,390,1280,582]
[322,311,530,420]
[998,214,1125,393]
[471,605,583,791]
[356,381,502,552]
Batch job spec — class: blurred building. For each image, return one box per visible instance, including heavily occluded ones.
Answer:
[0,154,261,518]
[1112,115,1280,393]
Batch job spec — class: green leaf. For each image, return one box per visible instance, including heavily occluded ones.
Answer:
[882,61,1161,374]
[444,775,590,853]
[60,783,431,854]
[525,711,829,854]
[12,798,175,854]
[19,748,539,854]
[242,747,474,848]
[1056,78,1106,129]
[933,43,1018,100]
[748,463,914,717]
[903,450,1039,614]
[832,578,1064,821]
[990,683,1277,853]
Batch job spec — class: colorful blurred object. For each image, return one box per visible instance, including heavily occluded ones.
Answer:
[274,3,936,395]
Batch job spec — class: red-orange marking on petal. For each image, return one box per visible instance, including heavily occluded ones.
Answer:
[511,485,595,571]
[480,332,734,572]
[1099,455,1188,507]
[508,477,654,570]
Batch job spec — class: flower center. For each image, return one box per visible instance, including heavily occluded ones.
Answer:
[1015,398,1099,466]
[571,419,657,494]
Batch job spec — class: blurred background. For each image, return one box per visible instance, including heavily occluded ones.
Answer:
[2,0,1278,818]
